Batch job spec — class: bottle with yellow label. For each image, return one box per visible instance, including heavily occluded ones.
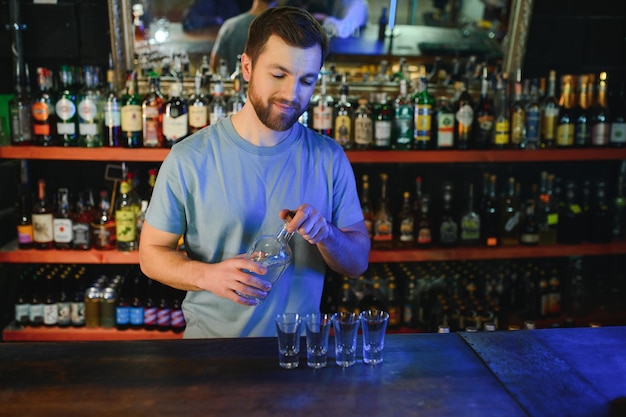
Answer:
[556,74,575,147]
[115,179,140,251]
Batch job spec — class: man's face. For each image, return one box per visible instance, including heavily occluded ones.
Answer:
[244,35,321,132]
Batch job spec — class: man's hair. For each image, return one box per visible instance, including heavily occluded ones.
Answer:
[245,6,329,68]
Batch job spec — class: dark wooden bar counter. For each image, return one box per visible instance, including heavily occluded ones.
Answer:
[1,328,625,417]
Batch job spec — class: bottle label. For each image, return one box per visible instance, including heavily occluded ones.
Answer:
[610,122,626,144]
[129,306,144,326]
[394,115,413,146]
[32,213,54,243]
[15,303,29,323]
[57,301,71,326]
[29,303,44,323]
[591,123,610,146]
[43,303,58,325]
[33,123,51,136]
[32,102,51,122]
[374,120,392,147]
[439,220,458,243]
[373,219,392,241]
[104,102,121,127]
[17,224,34,245]
[53,218,73,243]
[525,109,541,143]
[312,103,333,131]
[116,305,130,325]
[163,114,189,141]
[78,98,98,122]
[157,307,171,327]
[511,112,525,144]
[55,98,76,122]
[574,123,590,146]
[455,105,474,129]
[144,306,158,327]
[417,227,432,244]
[436,112,454,148]
[115,210,137,242]
[334,114,352,146]
[460,217,480,241]
[494,120,510,145]
[72,223,91,247]
[121,105,142,132]
[399,218,414,241]
[542,108,558,139]
[354,118,373,145]
[556,124,574,146]
[210,105,226,125]
[71,301,86,326]
[504,212,521,232]
[170,308,185,329]
[415,103,433,142]
[189,105,208,129]
[79,122,98,136]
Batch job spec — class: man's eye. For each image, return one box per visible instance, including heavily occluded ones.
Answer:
[272,74,285,79]
[301,79,315,86]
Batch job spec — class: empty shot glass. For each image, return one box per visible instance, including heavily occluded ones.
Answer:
[304,313,332,369]
[360,310,389,365]
[275,313,302,369]
[332,311,360,367]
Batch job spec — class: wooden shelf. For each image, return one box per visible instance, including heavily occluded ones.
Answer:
[2,323,183,342]
[2,145,626,164]
[3,240,626,264]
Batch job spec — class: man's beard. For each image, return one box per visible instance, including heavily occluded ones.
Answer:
[247,81,305,132]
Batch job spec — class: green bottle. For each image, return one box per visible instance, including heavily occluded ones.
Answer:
[55,65,78,146]
[77,66,103,147]
[121,71,143,148]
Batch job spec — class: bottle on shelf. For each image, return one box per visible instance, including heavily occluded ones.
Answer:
[55,65,79,147]
[373,92,392,149]
[115,275,131,330]
[14,270,31,327]
[170,287,186,334]
[129,272,145,329]
[9,61,32,146]
[141,72,164,148]
[227,70,246,119]
[162,79,189,147]
[590,71,610,147]
[84,283,102,328]
[413,70,435,149]
[474,65,494,150]
[360,174,375,240]
[510,68,526,149]
[209,78,227,126]
[353,98,373,149]
[333,75,353,149]
[104,56,122,147]
[121,71,143,147]
[500,177,521,246]
[156,283,172,332]
[573,74,591,147]
[492,72,510,149]
[72,189,94,250]
[459,182,481,246]
[373,173,394,249]
[32,179,55,250]
[524,78,542,149]
[16,185,34,250]
[556,74,575,147]
[396,191,415,248]
[77,65,103,147]
[557,179,583,244]
[43,273,59,327]
[386,279,402,329]
[416,193,433,249]
[311,69,333,137]
[91,189,116,250]
[70,271,86,327]
[537,172,558,245]
[434,96,455,149]
[541,69,559,148]
[100,286,117,329]
[454,78,475,149]
[115,178,140,251]
[438,182,458,247]
[53,187,74,250]
[189,70,210,134]
[143,277,158,330]
[31,67,56,146]
[392,78,414,150]
[609,80,626,147]
[481,174,500,247]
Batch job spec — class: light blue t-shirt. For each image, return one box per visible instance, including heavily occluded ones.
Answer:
[145,117,363,337]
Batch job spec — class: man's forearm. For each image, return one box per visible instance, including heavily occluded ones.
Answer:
[139,245,206,292]
[317,223,370,278]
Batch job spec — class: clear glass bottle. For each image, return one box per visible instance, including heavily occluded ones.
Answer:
[311,70,333,136]
[55,65,79,147]
[141,72,164,147]
[227,63,246,118]
[373,92,392,149]
[104,57,122,147]
[209,79,227,126]
[392,78,414,150]
[9,61,32,146]
[77,66,103,147]
[189,70,210,133]
[333,75,353,149]
[353,98,373,150]
[162,80,189,147]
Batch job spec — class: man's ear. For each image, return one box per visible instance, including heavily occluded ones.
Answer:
[241,53,252,82]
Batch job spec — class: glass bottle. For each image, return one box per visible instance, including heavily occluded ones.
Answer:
[353,98,373,150]
[141,72,164,148]
[590,71,610,147]
[43,273,59,327]
[481,174,500,247]
[392,79,413,150]
[474,66,494,150]
[519,198,539,246]
[454,78,475,149]
[373,172,393,249]
[500,177,521,246]
[492,73,510,149]
[373,92,392,149]
[557,180,583,244]
[72,190,93,250]
[541,70,559,148]
[459,182,481,246]
[434,96,455,149]
[209,79,227,126]
[104,58,122,147]
[115,178,140,251]
[76,66,103,147]
[91,189,116,250]
[397,191,415,248]
[438,182,458,247]
[510,69,526,149]
[156,282,172,332]
[538,172,559,245]
[189,70,210,133]
[573,75,591,147]
[162,81,189,147]
[121,71,143,148]
[32,179,55,249]
[333,76,353,149]
[556,74,575,147]
[524,78,542,149]
[311,70,333,136]
[129,272,145,329]
[227,63,246,118]
[70,271,86,327]
[53,187,73,249]
[142,277,158,330]
[609,80,626,148]
[55,65,79,147]
[17,186,34,250]
[9,61,32,146]
[243,212,296,301]
[360,174,375,240]
[416,194,433,249]
[31,67,56,146]
[413,72,435,149]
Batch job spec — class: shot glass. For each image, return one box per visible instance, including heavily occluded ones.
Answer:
[275,313,301,369]
[360,310,389,365]
[332,311,360,367]
[304,313,332,369]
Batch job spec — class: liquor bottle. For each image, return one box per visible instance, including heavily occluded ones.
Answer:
[53,188,74,249]
[373,173,393,249]
[100,286,117,329]
[373,92,392,149]
[481,174,500,247]
[72,190,93,250]
[170,288,186,333]
[209,79,227,126]
[546,267,561,317]
[103,59,122,147]
[573,75,591,147]
[77,66,103,147]
[474,66,494,150]
[14,271,31,326]
[541,70,559,148]
[438,182,458,247]
[524,78,542,149]
[612,161,626,240]
[590,71,610,147]
[500,177,521,246]
[16,186,34,249]
[129,273,145,329]
[43,273,59,327]
[141,72,164,147]
[397,191,415,248]
[387,280,402,329]
[392,79,413,150]
[143,278,158,330]
[557,180,583,244]
[434,96,455,149]
[519,198,539,246]
[91,189,116,250]
[353,98,373,149]
[31,67,56,146]
[32,179,55,249]
[116,178,140,251]
[56,270,72,328]
[162,81,189,147]
[121,71,143,147]
[413,73,435,149]
[333,76,353,149]
[9,61,32,146]
[510,69,526,149]
[311,70,333,136]
[556,74,575,147]
[415,194,433,248]
[115,275,131,330]
[55,65,79,147]
[189,71,210,133]
[589,180,612,243]
[70,271,86,327]
[459,182,481,246]
[492,73,510,149]
[609,80,626,147]
[360,174,375,240]
[538,172,558,245]
[28,271,45,327]
[227,64,246,118]
[454,79,475,149]
[156,283,172,332]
